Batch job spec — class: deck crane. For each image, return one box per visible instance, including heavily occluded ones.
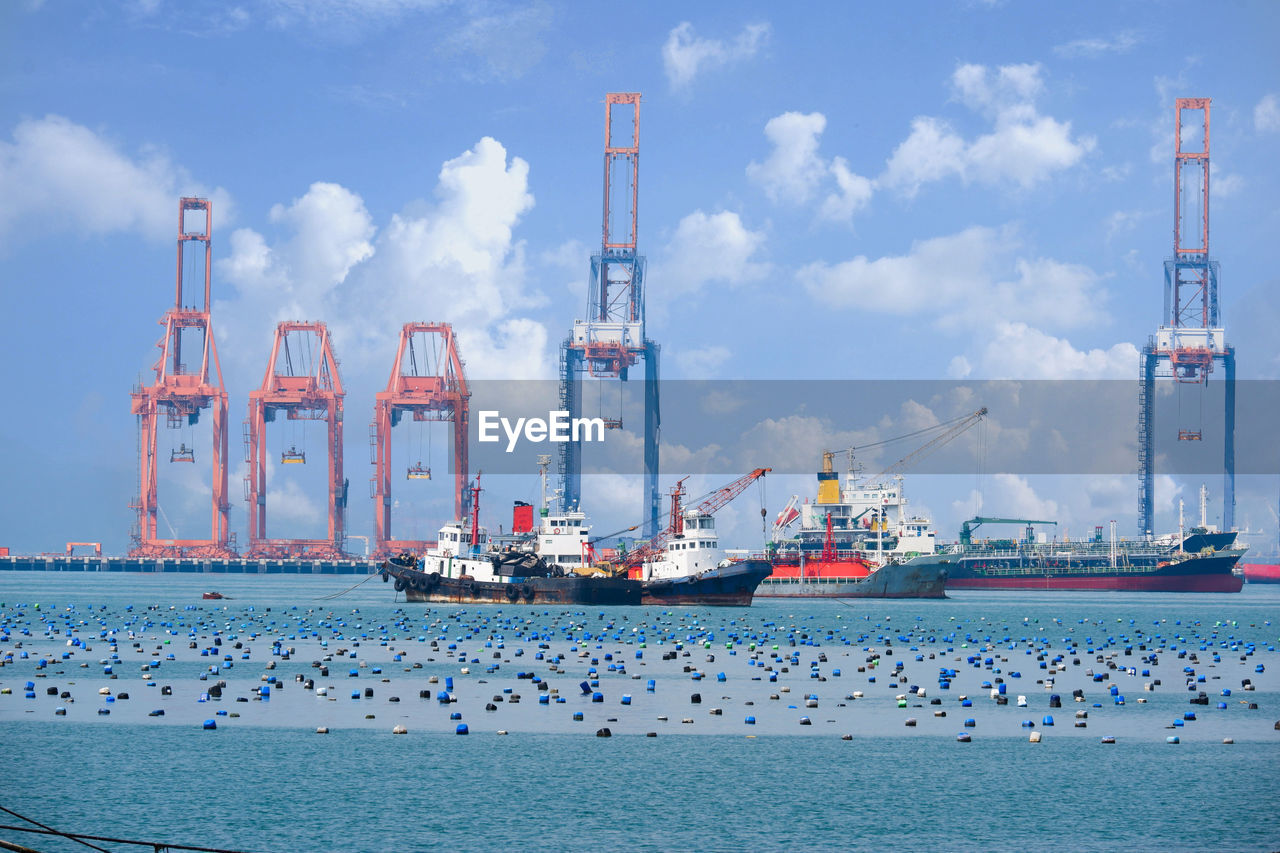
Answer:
[860,407,987,483]
[587,468,772,569]
[960,517,1057,547]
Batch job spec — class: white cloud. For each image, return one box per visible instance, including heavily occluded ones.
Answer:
[673,345,731,378]
[746,112,828,204]
[881,117,967,197]
[798,224,1108,332]
[748,112,875,222]
[950,474,1060,526]
[820,156,874,222]
[1052,31,1140,58]
[1256,94,1280,133]
[216,136,547,384]
[657,209,769,296]
[881,63,1094,196]
[969,322,1138,379]
[662,21,770,90]
[0,115,229,248]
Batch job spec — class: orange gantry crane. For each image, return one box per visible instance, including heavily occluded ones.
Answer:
[244,321,348,559]
[129,198,233,559]
[371,323,470,559]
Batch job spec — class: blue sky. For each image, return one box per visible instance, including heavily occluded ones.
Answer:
[1,1,1278,556]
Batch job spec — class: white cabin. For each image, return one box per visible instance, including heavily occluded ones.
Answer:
[642,510,728,581]
[536,509,591,568]
[417,520,499,582]
[797,475,936,558]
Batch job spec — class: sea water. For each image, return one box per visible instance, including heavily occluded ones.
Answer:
[1,571,1278,852]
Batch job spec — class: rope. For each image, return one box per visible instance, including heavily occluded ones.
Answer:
[0,806,114,852]
[0,822,257,852]
[316,568,382,600]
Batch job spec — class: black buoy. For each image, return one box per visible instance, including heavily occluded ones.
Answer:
[691,693,701,704]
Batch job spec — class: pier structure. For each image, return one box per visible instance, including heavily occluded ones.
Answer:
[559,93,661,534]
[128,198,234,559]
[244,321,348,559]
[371,323,470,559]
[1138,98,1236,535]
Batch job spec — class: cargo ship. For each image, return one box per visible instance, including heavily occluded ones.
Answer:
[904,518,1244,592]
[761,451,947,598]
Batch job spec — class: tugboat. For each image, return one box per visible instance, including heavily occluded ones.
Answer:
[618,470,774,606]
[380,476,641,605]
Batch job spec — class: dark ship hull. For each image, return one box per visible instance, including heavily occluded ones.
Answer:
[641,559,773,606]
[381,558,641,605]
[909,550,1243,592]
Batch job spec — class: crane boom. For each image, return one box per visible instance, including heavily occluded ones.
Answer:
[960,516,1057,546]
[865,407,987,482]
[619,468,770,568]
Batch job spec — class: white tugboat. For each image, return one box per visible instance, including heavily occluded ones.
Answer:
[379,476,640,605]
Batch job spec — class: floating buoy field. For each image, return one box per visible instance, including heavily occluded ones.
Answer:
[0,596,1275,745]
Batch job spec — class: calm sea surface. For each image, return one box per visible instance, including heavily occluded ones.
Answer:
[1,571,1277,852]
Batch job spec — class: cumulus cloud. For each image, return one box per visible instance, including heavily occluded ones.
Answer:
[969,322,1139,379]
[0,115,229,249]
[797,224,1108,332]
[662,21,770,90]
[216,136,547,385]
[746,112,829,204]
[656,209,769,296]
[1256,94,1280,133]
[881,63,1094,196]
[747,112,875,222]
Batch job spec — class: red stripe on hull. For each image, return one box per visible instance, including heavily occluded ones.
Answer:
[1242,563,1280,583]
[947,575,1243,592]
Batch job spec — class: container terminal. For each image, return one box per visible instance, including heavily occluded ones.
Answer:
[1,96,1260,577]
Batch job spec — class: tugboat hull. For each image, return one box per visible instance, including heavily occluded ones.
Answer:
[382,560,640,605]
[641,559,773,606]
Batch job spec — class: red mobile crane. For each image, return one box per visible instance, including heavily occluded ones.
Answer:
[598,468,771,570]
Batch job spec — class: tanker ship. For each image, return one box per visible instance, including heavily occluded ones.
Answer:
[904,518,1244,592]
[761,450,947,598]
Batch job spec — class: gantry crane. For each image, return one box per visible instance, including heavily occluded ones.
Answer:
[244,321,347,559]
[559,93,661,534]
[129,198,233,558]
[371,323,469,559]
[1139,97,1235,535]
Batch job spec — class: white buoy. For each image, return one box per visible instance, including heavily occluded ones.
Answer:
[1029,731,1042,743]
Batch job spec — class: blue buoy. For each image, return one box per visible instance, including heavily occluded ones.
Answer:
[1042,715,1054,726]
[621,695,632,706]
[455,723,468,735]
[592,692,604,703]
[647,679,656,693]
[745,716,756,725]
[580,681,592,695]
[202,719,217,730]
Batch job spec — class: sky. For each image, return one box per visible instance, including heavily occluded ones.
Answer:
[1,0,1278,557]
